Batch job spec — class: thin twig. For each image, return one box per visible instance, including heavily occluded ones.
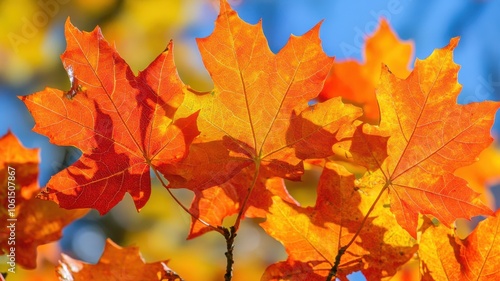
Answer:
[222,226,237,281]
[326,246,346,281]
[326,182,390,280]
[186,86,212,95]
[151,167,224,235]
[220,160,261,280]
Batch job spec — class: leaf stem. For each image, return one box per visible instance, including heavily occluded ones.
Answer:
[151,167,224,235]
[233,160,261,231]
[218,160,261,281]
[186,86,212,95]
[326,182,390,280]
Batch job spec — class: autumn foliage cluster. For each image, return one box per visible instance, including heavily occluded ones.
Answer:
[2,1,500,280]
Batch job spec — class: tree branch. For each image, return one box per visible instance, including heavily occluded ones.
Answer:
[233,161,261,231]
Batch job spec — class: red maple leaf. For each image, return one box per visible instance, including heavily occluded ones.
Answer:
[21,22,199,214]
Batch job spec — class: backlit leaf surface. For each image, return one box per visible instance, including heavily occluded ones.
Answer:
[167,1,362,237]
[57,239,182,281]
[20,22,199,214]
[420,209,500,281]
[261,163,416,280]
[377,38,499,236]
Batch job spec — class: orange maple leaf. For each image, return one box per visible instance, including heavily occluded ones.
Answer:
[419,209,500,281]
[0,131,88,269]
[20,21,199,214]
[57,239,181,281]
[164,1,362,236]
[376,38,500,237]
[319,19,413,124]
[260,163,416,280]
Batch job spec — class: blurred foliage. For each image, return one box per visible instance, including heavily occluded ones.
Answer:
[0,0,216,89]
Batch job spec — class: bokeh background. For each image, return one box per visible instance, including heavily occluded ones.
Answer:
[1,0,500,280]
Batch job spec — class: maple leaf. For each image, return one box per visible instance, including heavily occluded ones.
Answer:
[260,163,416,280]
[57,239,182,281]
[0,131,88,269]
[319,19,413,124]
[374,38,500,237]
[419,209,500,281]
[164,0,362,237]
[20,20,199,214]
[418,218,461,281]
